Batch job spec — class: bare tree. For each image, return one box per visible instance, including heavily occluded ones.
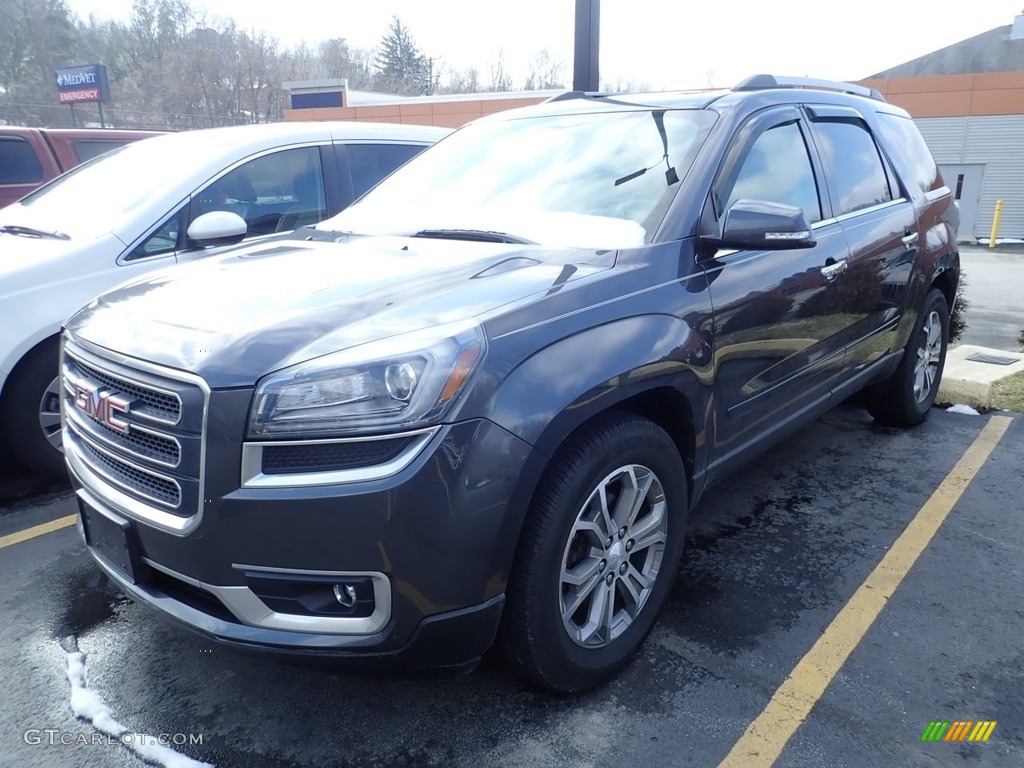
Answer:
[486,50,513,92]
[436,65,481,95]
[0,0,82,125]
[523,50,565,91]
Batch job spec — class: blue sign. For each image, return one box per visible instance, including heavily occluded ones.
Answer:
[54,64,110,103]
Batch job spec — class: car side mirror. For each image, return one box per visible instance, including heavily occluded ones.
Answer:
[707,199,816,251]
[187,211,247,248]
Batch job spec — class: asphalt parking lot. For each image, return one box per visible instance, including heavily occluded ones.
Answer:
[0,402,1020,768]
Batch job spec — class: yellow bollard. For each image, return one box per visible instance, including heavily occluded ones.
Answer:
[989,199,1003,249]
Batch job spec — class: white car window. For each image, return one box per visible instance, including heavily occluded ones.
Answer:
[130,208,185,259]
[192,146,326,239]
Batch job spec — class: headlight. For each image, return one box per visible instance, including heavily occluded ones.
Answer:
[249,320,485,438]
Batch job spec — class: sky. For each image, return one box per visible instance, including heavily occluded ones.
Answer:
[64,0,1023,90]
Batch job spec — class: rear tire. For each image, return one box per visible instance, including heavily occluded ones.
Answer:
[502,412,688,692]
[866,288,949,427]
[0,339,67,482]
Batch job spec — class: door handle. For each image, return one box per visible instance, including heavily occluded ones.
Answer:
[901,231,919,248]
[820,258,848,282]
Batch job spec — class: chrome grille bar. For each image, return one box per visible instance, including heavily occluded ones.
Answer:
[61,336,210,535]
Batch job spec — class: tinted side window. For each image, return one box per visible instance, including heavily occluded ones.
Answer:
[874,112,941,200]
[813,120,892,215]
[722,121,822,223]
[129,207,185,260]
[73,140,129,163]
[347,143,426,199]
[192,147,326,239]
[0,137,44,184]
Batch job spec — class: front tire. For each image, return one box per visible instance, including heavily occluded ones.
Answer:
[866,287,949,427]
[503,412,688,692]
[0,339,67,481]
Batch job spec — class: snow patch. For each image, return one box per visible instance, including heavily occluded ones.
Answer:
[977,237,1024,245]
[946,404,981,415]
[64,639,213,768]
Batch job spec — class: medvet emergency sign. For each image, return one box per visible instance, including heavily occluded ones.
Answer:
[54,64,110,103]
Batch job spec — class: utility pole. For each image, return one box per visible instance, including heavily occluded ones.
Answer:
[573,0,600,91]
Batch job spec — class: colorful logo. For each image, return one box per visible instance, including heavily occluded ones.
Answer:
[921,721,997,742]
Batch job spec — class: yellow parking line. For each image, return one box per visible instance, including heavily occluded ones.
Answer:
[0,515,77,550]
[719,415,1013,768]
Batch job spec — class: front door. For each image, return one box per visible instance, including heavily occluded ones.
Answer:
[701,108,851,474]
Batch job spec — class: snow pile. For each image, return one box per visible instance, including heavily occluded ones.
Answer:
[977,237,1024,245]
[64,637,213,768]
[946,404,981,416]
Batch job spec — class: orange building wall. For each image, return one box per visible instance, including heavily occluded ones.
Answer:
[857,71,1024,117]
[283,96,549,127]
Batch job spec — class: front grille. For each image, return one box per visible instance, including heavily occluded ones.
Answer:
[71,356,181,423]
[262,437,413,474]
[79,436,181,507]
[66,402,180,467]
[62,339,207,526]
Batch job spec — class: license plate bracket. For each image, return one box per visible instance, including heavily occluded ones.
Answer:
[79,500,140,583]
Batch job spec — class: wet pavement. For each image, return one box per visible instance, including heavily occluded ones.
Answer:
[957,246,1024,353]
[0,403,1020,768]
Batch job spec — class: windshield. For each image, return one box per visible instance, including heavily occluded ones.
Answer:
[319,108,717,248]
[8,135,222,239]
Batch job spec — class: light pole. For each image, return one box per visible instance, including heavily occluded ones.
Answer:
[573,0,600,91]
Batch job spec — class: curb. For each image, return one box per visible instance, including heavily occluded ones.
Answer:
[939,345,1024,409]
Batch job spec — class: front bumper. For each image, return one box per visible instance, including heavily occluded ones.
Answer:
[69,414,537,669]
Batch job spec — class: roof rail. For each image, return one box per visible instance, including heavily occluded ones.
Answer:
[733,74,885,102]
[544,91,615,102]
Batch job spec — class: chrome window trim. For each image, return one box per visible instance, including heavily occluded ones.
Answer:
[63,334,210,535]
[142,558,391,635]
[61,382,182,470]
[240,427,439,488]
[834,197,908,223]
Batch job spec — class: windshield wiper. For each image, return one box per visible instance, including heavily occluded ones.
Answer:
[0,224,70,240]
[412,229,536,245]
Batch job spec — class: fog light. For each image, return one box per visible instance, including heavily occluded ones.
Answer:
[244,572,376,617]
[333,583,357,608]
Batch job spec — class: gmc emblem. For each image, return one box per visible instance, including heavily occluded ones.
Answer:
[74,384,130,434]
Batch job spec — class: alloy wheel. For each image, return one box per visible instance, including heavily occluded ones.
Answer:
[913,310,943,404]
[38,375,63,451]
[559,464,668,648]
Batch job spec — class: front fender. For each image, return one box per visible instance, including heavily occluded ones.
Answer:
[476,312,712,472]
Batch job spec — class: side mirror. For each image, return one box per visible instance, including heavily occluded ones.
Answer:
[187,211,247,248]
[708,199,816,251]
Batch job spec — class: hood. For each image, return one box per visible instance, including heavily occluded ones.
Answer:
[0,230,80,276]
[0,231,122,289]
[66,235,615,387]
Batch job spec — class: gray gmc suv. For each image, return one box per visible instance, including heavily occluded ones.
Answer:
[62,76,959,692]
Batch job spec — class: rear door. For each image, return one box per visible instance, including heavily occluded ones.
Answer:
[701,106,852,463]
[335,142,434,205]
[805,106,918,371]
